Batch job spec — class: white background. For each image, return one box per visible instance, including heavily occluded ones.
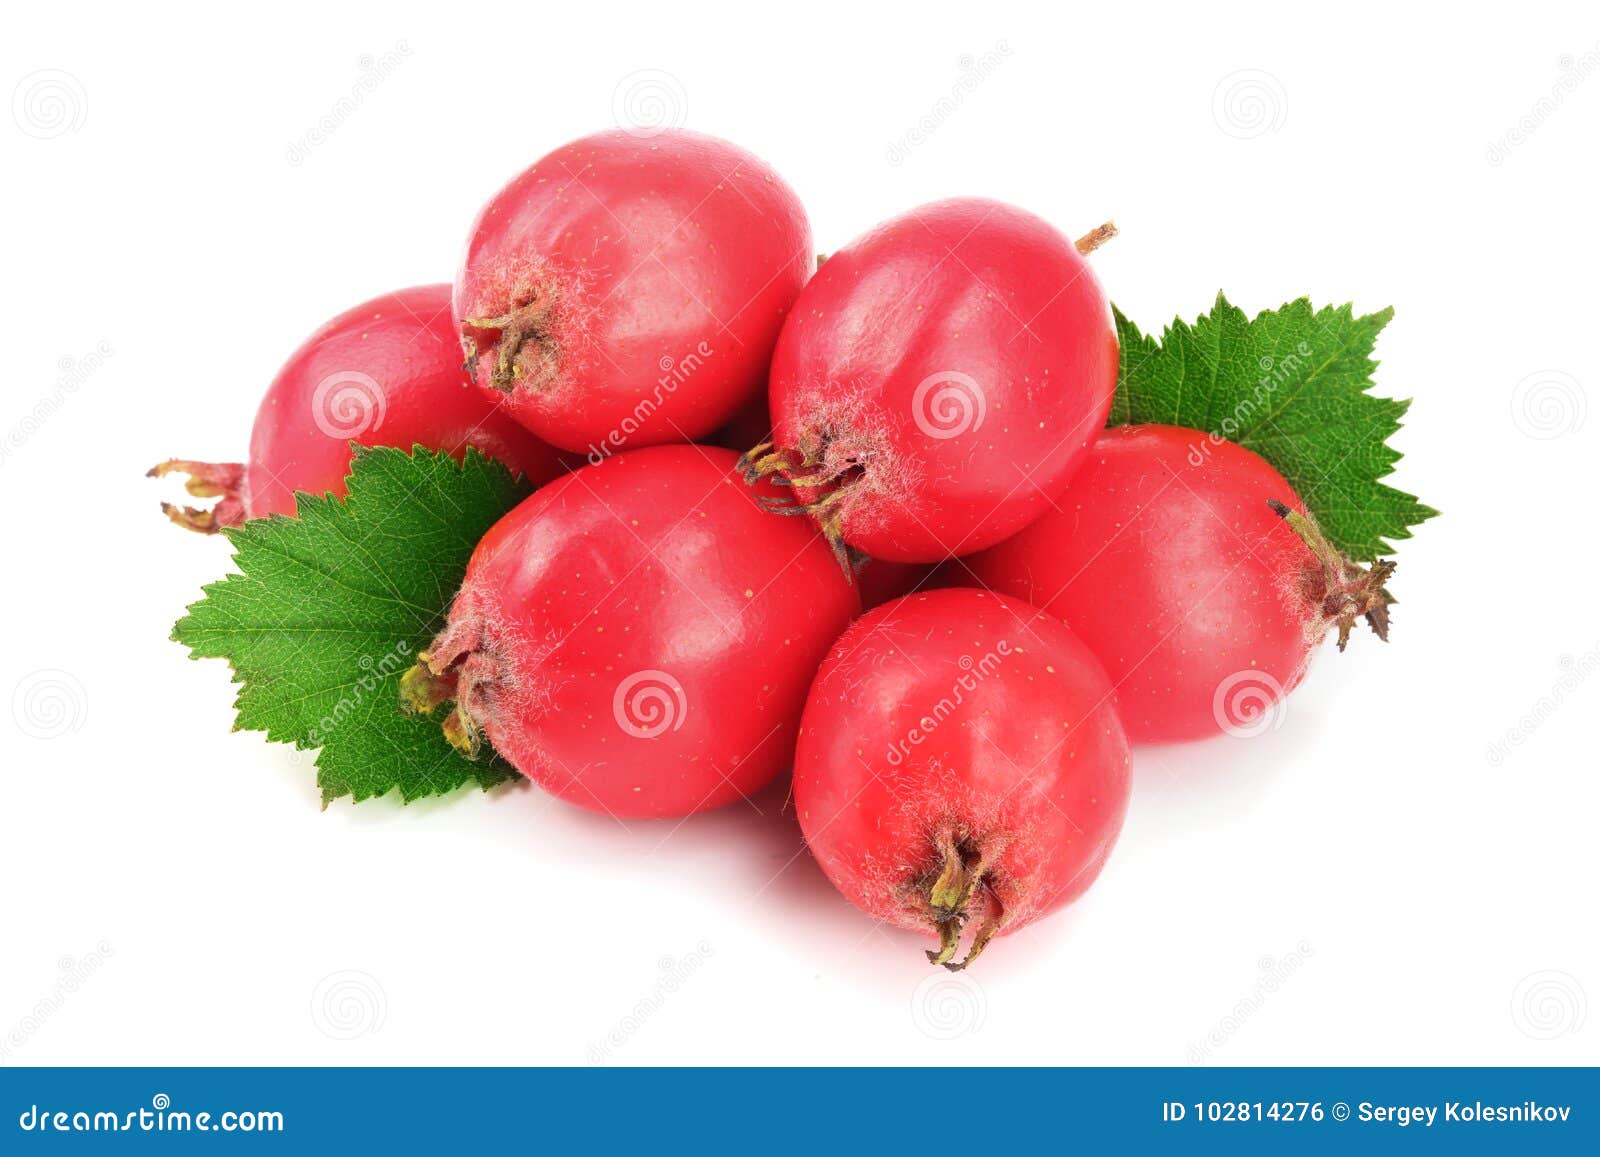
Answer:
[3,1,1596,1066]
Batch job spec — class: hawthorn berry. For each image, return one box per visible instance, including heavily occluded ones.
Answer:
[151,284,563,531]
[962,425,1396,742]
[794,589,1130,968]
[402,445,859,818]
[742,199,1118,565]
[455,130,811,456]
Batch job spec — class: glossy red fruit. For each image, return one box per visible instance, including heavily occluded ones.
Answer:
[151,284,564,531]
[794,588,1131,969]
[962,425,1396,743]
[743,200,1118,564]
[456,129,811,457]
[402,445,859,819]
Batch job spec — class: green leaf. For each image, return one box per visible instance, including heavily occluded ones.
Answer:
[172,445,531,805]
[1109,292,1437,559]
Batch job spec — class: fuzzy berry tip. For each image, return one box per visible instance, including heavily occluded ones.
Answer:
[917,825,1006,971]
[461,288,561,394]
[398,616,497,761]
[398,656,455,716]
[1267,499,1398,652]
[398,652,485,758]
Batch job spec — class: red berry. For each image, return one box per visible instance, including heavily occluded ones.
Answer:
[742,199,1118,564]
[793,588,1131,969]
[962,425,1396,743]
[150,284,564,532]
[455,130,811,456]
[402,445,858,819]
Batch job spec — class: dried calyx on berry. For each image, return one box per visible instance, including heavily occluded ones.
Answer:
[147,459,247,534]
[397,629,489,761]
[736,436,861,573]
[460,287,562,393]
[920,826,1008,972]
[1267,499,1397,651]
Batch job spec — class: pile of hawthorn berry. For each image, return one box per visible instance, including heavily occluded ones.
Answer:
[156,130,1396,970]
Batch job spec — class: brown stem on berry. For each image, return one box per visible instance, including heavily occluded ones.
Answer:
[147,459,247,534]
[737,439,859,575]
[920,826,1007,971]
[1267,499,1398,651]
[462,290,558,392]
[1074,221,1118,256]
